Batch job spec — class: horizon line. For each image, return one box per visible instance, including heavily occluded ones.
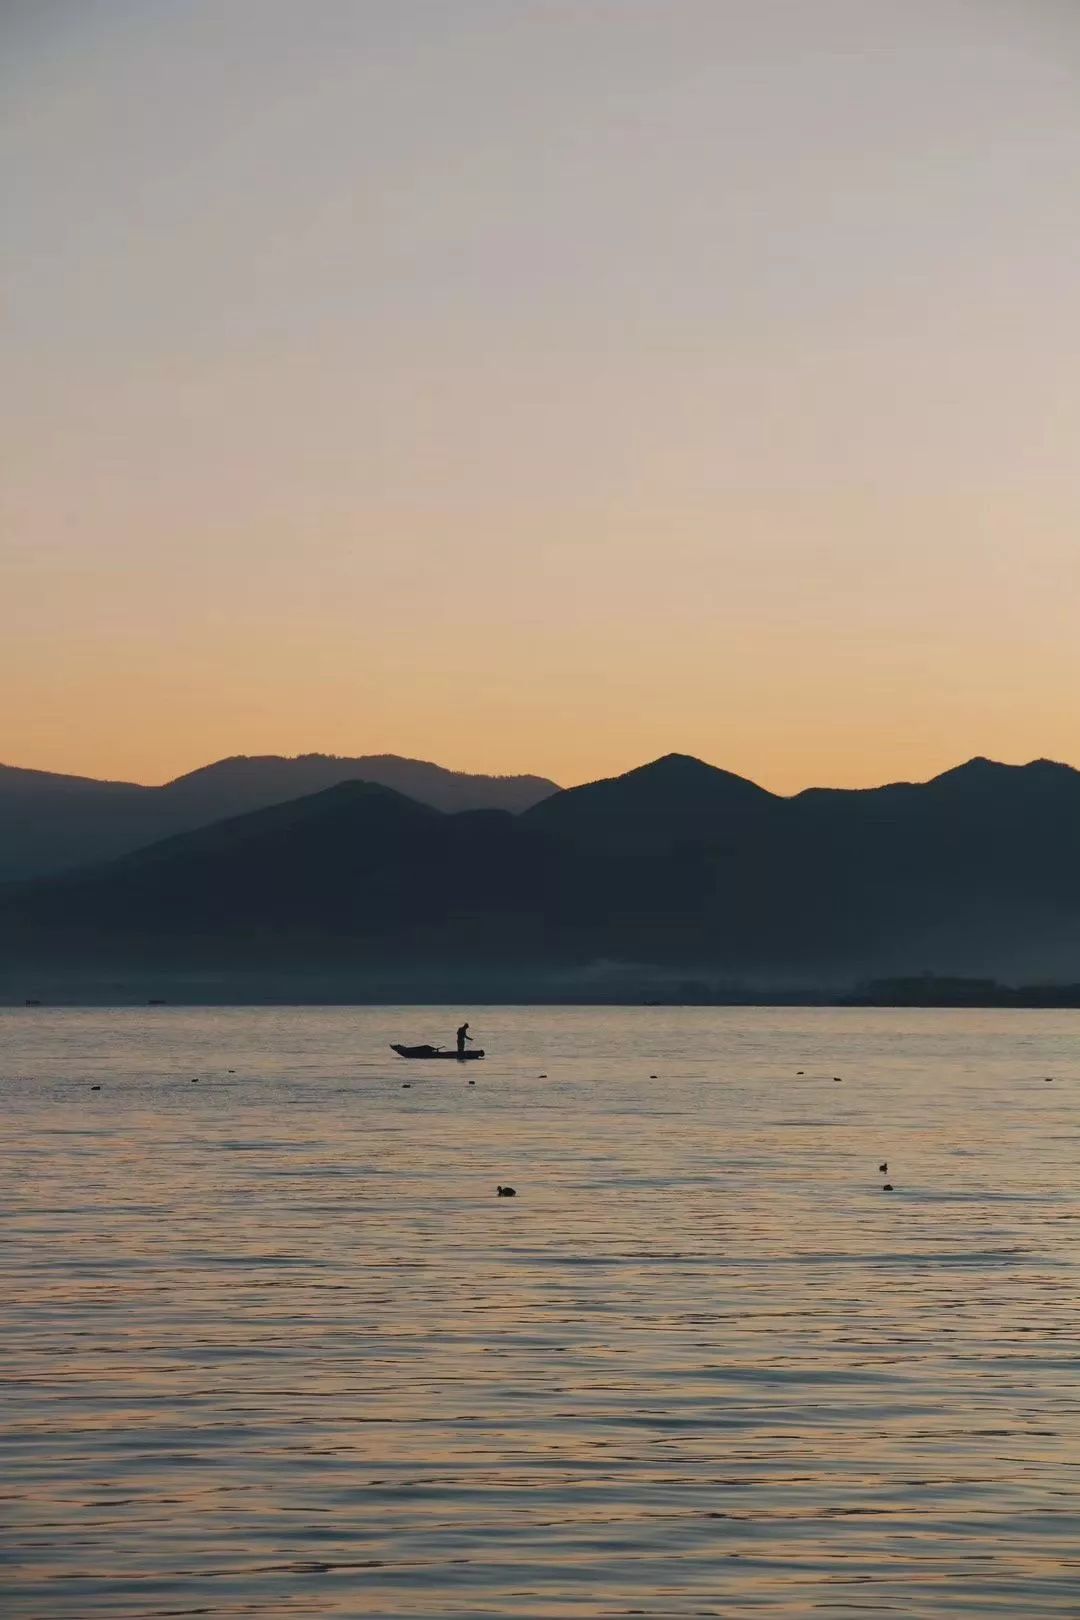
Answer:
[2,746,1075,802]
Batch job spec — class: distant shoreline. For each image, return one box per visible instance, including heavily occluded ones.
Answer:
[7,976,1080,1010]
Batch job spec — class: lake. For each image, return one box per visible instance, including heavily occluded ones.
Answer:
[2,1005,1078,1617]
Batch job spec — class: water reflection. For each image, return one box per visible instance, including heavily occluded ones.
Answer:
[2,1006,1078,1616]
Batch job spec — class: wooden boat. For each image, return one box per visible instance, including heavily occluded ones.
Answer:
[390,1043,485,1061]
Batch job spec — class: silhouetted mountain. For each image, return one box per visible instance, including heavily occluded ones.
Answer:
[5,753,1080,994]
[3,780,575,968]
[524,753,777,852]
[0,754,559,881]
[0,764,158,884]
[159,753,556,818]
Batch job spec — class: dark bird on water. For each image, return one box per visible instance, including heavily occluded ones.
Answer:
[497,1185,516,1197]
[90,1084,101,1090]
[879,1162,888,1172]
[883,1183,894,1191]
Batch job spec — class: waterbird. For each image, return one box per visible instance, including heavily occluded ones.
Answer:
[650,1074,658,1080]
[402,1082,411,1088]
[468,1079,476,1085]
[797,1070,804,1075]
[883,1183,894,1192]
[879,1162,888,1173]
[497,1185,516,1197]
[191,1078,199,1083]
[90,1084,101,1090]
[538,1073,547,1079]
[833,1076,843,1082]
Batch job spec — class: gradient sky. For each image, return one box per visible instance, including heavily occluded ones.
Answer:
[4,1,1080,792]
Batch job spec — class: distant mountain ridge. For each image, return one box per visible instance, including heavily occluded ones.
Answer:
[0,752,560,880]
[5,751,1080,990]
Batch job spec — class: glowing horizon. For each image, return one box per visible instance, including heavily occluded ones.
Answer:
[5,736,1077,801]
[5,2,1080,798]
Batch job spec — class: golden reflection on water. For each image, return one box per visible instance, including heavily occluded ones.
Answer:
[2,1006,1079,1617]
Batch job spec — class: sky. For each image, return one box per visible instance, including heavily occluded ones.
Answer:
[4,0,1080,793]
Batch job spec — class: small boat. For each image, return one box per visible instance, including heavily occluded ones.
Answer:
[390,1043,485,1061]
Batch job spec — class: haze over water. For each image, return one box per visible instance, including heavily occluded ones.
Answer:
[3,1005,1078,1617]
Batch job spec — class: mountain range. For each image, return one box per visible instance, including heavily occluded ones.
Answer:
[4,751,1080,995]
[0,753,559,881]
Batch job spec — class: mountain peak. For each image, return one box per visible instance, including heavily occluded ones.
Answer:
[622,752,770,789]
[929,756,1079,790]
[525,753,775,850]
[629,751,722,774]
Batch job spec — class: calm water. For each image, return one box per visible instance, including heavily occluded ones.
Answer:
[2,1006,1078,1618]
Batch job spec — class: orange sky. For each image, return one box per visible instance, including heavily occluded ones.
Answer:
[4,2,1080,793]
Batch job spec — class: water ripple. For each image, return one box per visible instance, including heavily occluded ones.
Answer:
[2,1004,1079,1617]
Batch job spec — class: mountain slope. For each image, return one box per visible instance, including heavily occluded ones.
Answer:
[0,764,159,883]
[5,781,566,955]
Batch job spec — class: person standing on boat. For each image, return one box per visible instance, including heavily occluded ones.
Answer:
[456,1021,472,1057]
